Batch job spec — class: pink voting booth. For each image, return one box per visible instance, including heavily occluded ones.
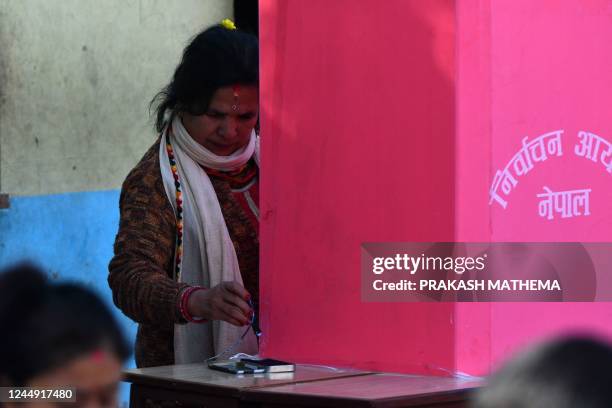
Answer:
[258,0,612,376]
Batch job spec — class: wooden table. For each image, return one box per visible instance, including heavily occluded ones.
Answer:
[123,364,480,408]
[242,373,481,407]
[124,363,372,407]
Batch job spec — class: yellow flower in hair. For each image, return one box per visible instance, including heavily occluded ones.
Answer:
[220,18,237,30]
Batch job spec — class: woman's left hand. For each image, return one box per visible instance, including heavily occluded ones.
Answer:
[188,282,252,326]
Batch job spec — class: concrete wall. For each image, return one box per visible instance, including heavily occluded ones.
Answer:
[0,0,232,195]
[0,1,233,405]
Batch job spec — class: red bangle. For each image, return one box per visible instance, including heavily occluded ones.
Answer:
[180,286,207,323]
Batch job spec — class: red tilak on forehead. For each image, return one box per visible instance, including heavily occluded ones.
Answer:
[232,84,240,111]
[90,349,105,363]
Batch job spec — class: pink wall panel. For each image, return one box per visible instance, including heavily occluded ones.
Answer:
[261,0,612,377]
[488,0,612,371]
[260,0,457,374]
[456,0,612,375]
[454,0,493,376]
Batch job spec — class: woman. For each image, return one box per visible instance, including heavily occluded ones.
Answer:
[0,263,130,407]
[108,20,260,367]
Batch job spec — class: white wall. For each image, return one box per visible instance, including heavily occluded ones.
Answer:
[0,0,233,195]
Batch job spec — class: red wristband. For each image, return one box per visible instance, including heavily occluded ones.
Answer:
[180,286,207,323]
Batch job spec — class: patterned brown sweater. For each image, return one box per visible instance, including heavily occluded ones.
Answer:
[108,140,259,368]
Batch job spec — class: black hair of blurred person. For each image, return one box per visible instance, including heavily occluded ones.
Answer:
[0,262,130,386]
[151,23,259,133]
[472,337,612,408]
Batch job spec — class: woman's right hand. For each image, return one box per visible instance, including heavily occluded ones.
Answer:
[187,282,252,326]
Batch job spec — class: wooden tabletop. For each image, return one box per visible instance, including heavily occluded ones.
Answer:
[241,373,482,407]
[124,363,373,398]
[124,364,481,407]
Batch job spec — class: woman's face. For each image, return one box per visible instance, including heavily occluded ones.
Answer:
[181,85,259,156]
[13,349,122,408]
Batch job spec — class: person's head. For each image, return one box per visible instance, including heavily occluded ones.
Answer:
[472,336,612,408]
[0,263,130,407]
[152,23,259,156]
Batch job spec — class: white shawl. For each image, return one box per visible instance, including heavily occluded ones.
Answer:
[159,117,258,363]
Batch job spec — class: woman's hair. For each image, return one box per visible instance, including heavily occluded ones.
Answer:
[472,336,612,408]
[0,263,131,386]
[151,24,259,133]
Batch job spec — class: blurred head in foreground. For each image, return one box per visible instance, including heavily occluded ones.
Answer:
[472,336,612,408]
[0,263,130,407]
